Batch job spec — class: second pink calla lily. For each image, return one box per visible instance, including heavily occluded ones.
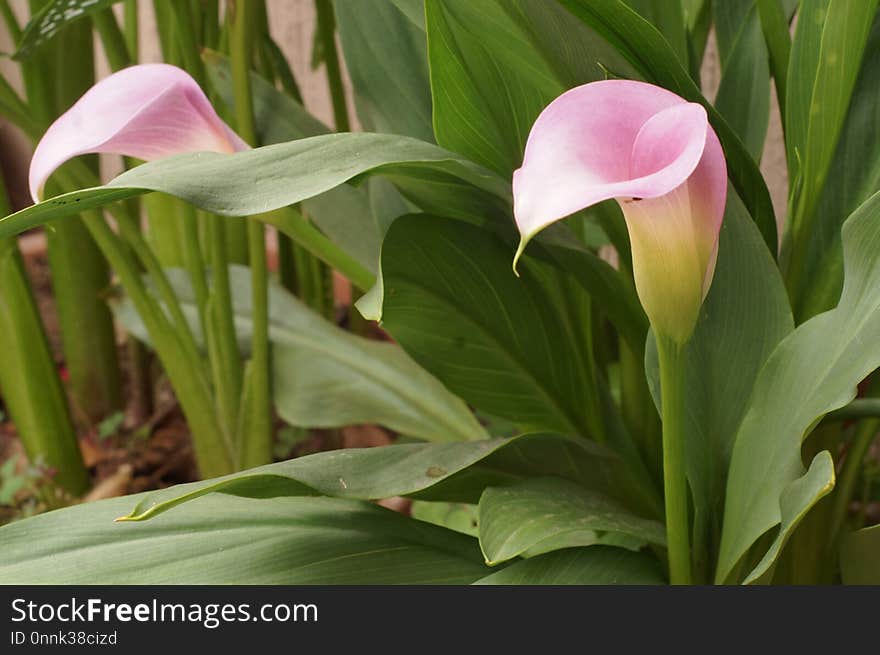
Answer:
[29,63,248,202]
[513,80,727,343]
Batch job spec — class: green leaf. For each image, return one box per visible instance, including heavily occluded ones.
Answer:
[786,0,879,241]
[743,451,835,584]
[0,494,488,584]
[119,433,629,522]
[756,0,792,118]
[14,0,122,58]
[334,0,434,141]
[531,228,648,354]
[478,477,665,565]
[798,15,880,317]
[714,1,771,159]
[472,546,665,584]
[717,190,880,583]
[0,133,510,241]
[840,524,880,584]
[426,0,636,178]
[116,266,488,444]
[557,0,778,253]
[624,0,689,68]
[645,192,792,576]
[411,500,480,537]
[379,214,600,437]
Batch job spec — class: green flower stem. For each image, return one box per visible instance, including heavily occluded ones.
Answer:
[231,0,271,467]
[0,0,21,42]
[168,0,206,85]
[123,0,139,61]
[91,8,131,71]
[260,205,375,291]
[205,214,244,440]
[0,176,88,494]
[655,333,692,585]
[202,0,220,50]
[175,201,211,336]
[314,0,350,132]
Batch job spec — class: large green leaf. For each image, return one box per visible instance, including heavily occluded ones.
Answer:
[557,0,778,253]
[840,524,880,584]
[426,0,635,178]
[116,266,488,444]
[0,133,510,240]
[717,190,880,583]
[645,192,793,576]
[785,0,878,241]
[378,214,599,437]
[334,0,434,141]
[119,432,631,522]
[798,15,880,318]
[0,494,488,584]
[478,477,665,565]
[713,1,771,159]
[473,546,665,584]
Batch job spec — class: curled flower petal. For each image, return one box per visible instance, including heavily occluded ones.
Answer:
[29,64,247,201]
[513,79,727,342]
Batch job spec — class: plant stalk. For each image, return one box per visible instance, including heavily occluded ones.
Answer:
[655,333,692,585]
[0,177,88,494]
[314,0,350,132]
[230,0,272,467]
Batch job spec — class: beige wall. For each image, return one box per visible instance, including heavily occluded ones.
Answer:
[1,1,787,226]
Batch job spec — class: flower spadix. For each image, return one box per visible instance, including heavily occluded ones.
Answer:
[513,80,727,344]
[29,63,247,202]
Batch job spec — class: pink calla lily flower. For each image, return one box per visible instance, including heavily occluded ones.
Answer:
[513,80,727,343]
[29,63,248,202]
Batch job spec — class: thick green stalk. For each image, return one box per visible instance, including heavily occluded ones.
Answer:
[175,201,211,335]
[92,8,131,71]
[152,0,179,64]
[168,0,207,84]
[123,0,139,61]
[230,0,271,467]
[202,0,220,49]
[205,215,244,437]
[655,334,692,585]
[314,0,350,132]
[0,179,87,494]
[0,0,21,42]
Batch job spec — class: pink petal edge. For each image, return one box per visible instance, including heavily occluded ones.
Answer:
[512,80,711,269]
[29,64,247,201]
